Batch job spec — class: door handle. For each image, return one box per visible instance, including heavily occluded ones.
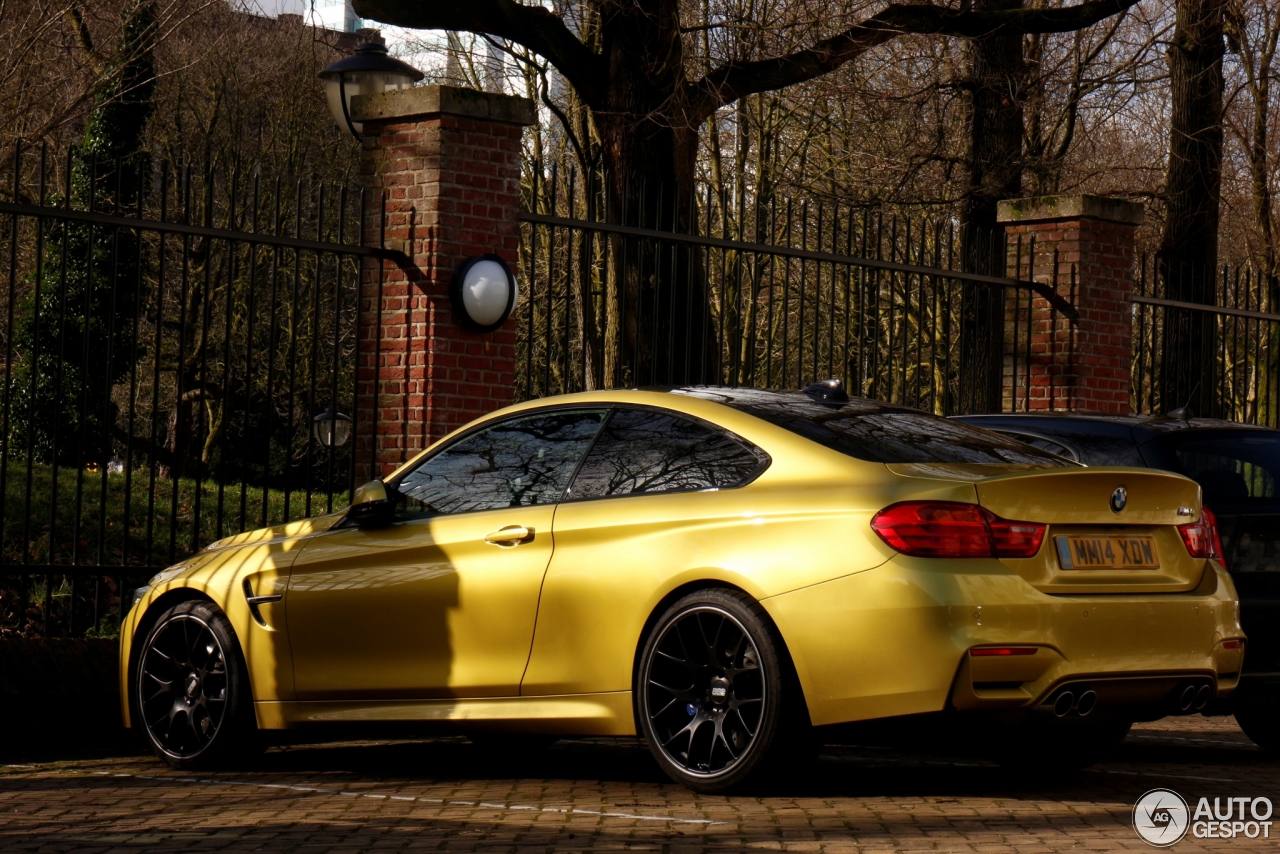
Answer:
[484,525,534,546]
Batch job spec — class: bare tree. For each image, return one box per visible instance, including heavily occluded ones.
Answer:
[1023,7,1167,195]
[1224,0,1280,291]
[0,0,222,189]
[354,0,1141,384]
[1159,0,1226,413]
[358,0,1138,189]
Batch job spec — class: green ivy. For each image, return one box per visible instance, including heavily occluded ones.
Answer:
[9,2,157,467]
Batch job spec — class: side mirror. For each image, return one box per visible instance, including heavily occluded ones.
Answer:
[346,480,398,528]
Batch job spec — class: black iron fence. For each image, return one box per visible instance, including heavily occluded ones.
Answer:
[23,150,1280,640]
[1132,259,1280,425]
[0,142,382,638]
[515,169,1078,416]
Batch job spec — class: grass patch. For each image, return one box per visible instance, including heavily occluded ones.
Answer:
[1,460,349,568]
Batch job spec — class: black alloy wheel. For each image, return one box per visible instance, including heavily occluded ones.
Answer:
[638,589,799,792]
[136,600,254,767]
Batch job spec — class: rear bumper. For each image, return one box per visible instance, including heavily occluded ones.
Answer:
[764,557,1244,727]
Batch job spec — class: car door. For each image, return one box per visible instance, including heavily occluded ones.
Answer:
[521,407,769,696]
[286,408,606,700]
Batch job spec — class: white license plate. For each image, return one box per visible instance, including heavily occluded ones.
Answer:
[1056,536,1159,569]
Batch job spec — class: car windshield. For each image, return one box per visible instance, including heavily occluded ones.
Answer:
[677,388,1073,466]
[1140,429,1280,508]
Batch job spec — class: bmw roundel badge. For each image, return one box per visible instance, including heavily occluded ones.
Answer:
[1110,486,1128,513]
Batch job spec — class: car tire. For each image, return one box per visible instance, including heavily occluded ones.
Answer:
[1234,700,1280,751]
[636,588,809,793]
[135,599,257,769]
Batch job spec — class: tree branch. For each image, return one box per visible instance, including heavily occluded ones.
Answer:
[689,0,1141,123]
[352,0,608,107]
[65,6,103,77]
[539,67,594,172]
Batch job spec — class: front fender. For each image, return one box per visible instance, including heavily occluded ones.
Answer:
[119,531,312,729]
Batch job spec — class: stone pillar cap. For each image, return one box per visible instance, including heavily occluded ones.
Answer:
[351,84,536,126]
[997,194,1144,226]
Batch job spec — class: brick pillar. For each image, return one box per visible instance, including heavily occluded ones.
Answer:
[350,85,535,481]
[997,195,1144,414]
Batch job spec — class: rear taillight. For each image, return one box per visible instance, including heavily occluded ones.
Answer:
[871,501,1046,559]
[988,517,1048,558]
[1179,505,1228,568]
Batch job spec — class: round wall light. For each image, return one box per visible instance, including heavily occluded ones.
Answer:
[450,254,519,333]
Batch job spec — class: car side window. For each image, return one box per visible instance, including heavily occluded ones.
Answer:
[1142,431,1280,505]
[392,410,607,520]
[566,408,766,500]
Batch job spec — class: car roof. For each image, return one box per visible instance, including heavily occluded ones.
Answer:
[665,385,928,415]
[386,386,892,484]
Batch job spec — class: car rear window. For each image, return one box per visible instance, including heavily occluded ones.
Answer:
[566,408,767,500]
[1141,430,1280,507]
[988,430,1082,462]
[678,389,1072,466]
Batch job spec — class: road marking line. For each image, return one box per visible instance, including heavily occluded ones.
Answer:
[818,750,1246,783]
[1132,734,1252,746]
[83,769,719,824]
[819,754,998,769]
[1089,769,1241,783]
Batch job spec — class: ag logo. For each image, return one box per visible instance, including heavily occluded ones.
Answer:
[1133,788,1190,846]
[1111,486,1128,513]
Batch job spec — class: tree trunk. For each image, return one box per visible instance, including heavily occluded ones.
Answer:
[594,1,716,386]
[958,0,1026,413]
[1244,52,1280,427]
[962,0,1027,232]
[1158,0,1225,415]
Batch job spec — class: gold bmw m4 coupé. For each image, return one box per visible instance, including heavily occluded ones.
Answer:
[121,384,1246,792]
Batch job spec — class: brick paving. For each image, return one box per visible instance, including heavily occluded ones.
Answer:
[2,716,1277,852]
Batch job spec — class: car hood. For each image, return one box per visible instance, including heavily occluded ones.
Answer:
[144,511,346,588]
[202,511,346,553]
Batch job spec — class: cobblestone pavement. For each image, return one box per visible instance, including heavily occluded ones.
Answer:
[2,716,1277,852]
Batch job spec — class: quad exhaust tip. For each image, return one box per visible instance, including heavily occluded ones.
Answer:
[1045,680,1210,718]
[1076,689,1098,717]
[1175,682,1214,713]
[1050,688,1097,718]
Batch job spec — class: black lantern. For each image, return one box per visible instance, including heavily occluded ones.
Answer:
[313,409,352,448]
[318,43,424,139]
[450,254,519,333]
